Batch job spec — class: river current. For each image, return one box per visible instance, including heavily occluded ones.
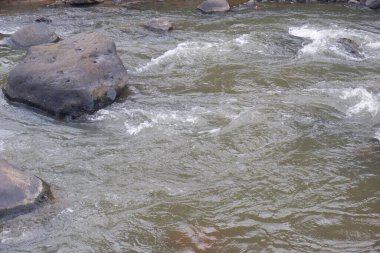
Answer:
[0,1,379,252]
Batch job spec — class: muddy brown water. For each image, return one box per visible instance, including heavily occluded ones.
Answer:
[0,1,379,252]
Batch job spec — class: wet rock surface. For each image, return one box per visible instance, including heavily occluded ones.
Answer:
[143,18,173,33]
[3,32,128,119]
[0,159,50,217]
[366,0,380,8]
[3,23,59,49]
[336,37,363,58]
[197,0,230,13]
[35,17,53,24]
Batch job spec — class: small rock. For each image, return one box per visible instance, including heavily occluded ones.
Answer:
[3,32,128,119]
[366,0,380,9]
[0,159,50,218]
[4,23,59,49]
[197,0,230,13]
[143,18,173,33]
[35,17,53,24]
[67,0,104,5]
[336,38,363,58]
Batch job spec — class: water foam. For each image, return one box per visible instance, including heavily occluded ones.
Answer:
[374,129,380,141]
[288,24,380,60]
[124,109,197,135]
[133,35,251,73]
[339,88,379,117]
[0,27,19,35]
[125,120,153,135]
[234,34,249,45]
[367,42,380,49]
[133,41,215,73]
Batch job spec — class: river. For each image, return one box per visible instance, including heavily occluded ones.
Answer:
[0,1,379,252]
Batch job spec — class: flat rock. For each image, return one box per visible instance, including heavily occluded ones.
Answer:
[4,23,59,49]
[143,18,173,33]
[3,32,128,119]
[366,0,380,8]
[0,159,50,217]
[197,0,230,13]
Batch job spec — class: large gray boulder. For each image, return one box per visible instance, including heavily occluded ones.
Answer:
[0,159,50,217]
[3,32,128,119]
[3,23,59,49]
[366,0,380,9]
[197,0,230,13]
[67,0,104,5]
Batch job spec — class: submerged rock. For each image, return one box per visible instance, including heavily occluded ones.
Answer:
[358,138,380,161]
[246,0,257,6]
[67,0,104,5]
[47,0,66,8]
[0,159,50,217]
[336,38,363,58]
[35,17,53,24]
[3,23,59,49]
[143,18,173,33]
[366,0,380,9]
[3,32,128,119]
[197,0,230,13]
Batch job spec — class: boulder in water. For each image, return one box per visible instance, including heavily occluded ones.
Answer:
[143,18,173,33]
[245,0,257,7]
[197,0,230,13]
[3,32,128,119]
[35,17,53,24]
[47,0,67,8]
[67,0,104,5]
[0,159,50,217]
[336,38,363,58]
[365,0,380,9]
[3,23,59,49]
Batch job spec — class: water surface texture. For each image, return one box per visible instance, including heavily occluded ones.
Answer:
[0,2,379,252]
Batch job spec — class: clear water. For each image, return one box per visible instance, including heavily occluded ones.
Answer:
[0,2,379,252]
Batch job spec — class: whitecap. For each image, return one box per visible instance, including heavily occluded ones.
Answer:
[133,41,214,73]
[339,88,379,117]
[124,120,153,135]
[367,42,380,49]
[0,27,19,35]
[88,109,115,121]
[198,128,221,134]
[132,35,252,73]
[234,34,249,45]
[374,129,380,141]
[288,24,380,60]
[123,109,198,135]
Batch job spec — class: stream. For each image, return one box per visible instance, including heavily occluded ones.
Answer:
[0,1,379,252]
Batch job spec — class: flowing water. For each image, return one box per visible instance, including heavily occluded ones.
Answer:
[0,1,379,252]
